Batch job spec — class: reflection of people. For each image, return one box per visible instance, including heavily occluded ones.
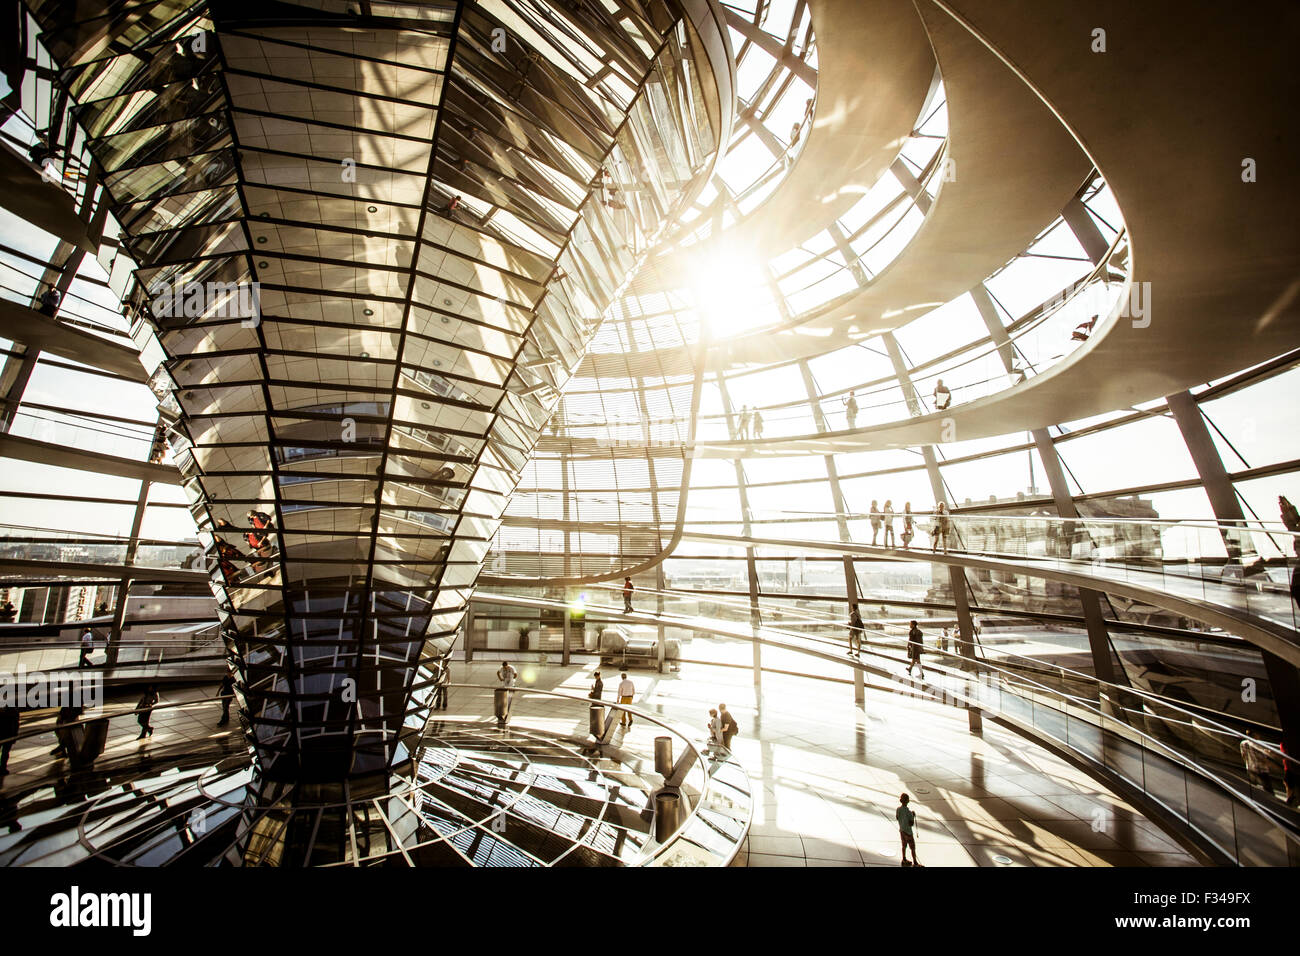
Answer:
[0,601,15,622]
[1241,732,1277,795]
[433,659,450,711]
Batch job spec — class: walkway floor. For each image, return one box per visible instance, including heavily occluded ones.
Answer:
[455,657,1197,866]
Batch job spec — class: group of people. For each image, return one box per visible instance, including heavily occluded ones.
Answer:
[734,405,764,441]
[706,704,739,754]
[588,669,638,729]
[867,500,952,552]
[845,611,980,673]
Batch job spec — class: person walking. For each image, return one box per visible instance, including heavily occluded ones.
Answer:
[737,405,752,441]
[617,672,636,727]
[719,704,738,752]
[623,576,635,613]
[79,628,94,668]
[902,502,915,549]
[896,793,922,866]
[844,390,858,430]
[869,500,882,546]
[216,672,236,726]
[752,409,764,439]
[931,501,950,553]
[906,620,924,678]
[135,685,158,740]
[847,604,864,658]
[882,500,896,548]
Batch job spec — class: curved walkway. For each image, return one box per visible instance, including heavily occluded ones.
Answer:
[585,0,1091,378]
[697,0,1300,449]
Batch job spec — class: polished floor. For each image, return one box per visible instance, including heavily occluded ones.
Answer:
[456,655,1196,866]
[0,656,1197,866]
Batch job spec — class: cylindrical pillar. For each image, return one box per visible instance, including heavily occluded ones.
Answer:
[654,791,680,843]
[654,735,673,776]
[589,702,604,737]
[493,687,511,726]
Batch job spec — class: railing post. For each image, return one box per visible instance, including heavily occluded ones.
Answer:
[562,591,571,667]
[655,735,673,775]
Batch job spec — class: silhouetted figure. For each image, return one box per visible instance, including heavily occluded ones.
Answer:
[933,379,951,411]
[217,672,236,726]
[752,409,764,439]
[882,500,896,548]
[869,499,881,546]
[623,576,634,613]
[847,605,864,658]
[50,705,82,759]
[906,620,924,678]
[902,502,915,549]
[719,703,738,751]
[0,601,15,623]
[844,390,858,429]
[737,405,752,441]
[897,793,922,866]
[38,286,60,316]
[0,705,18,776]
[136,686,158,739]
[931,502,950,553]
